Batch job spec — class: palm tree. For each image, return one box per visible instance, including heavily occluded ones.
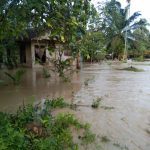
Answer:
[100,0,147,59]
[124,0,131,59]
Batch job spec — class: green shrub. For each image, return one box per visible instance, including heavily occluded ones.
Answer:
[0,98,95,150]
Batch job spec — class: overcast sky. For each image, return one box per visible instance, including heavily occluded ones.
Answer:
[91,0,150,23]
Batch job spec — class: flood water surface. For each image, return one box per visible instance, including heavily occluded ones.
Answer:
[0,62,150,150]
[0,68,81,112]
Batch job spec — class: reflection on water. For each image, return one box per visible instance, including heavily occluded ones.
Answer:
[0,68,81,112]
[0,61,150,150]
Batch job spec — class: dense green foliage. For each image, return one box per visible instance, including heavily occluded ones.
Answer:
[129,26,150,58]
[0,0,95,67]
[0,0,149,67]
[0,98,95,150]
[78,31,106,62]
[76,0,149,61]
[97,0,148,59]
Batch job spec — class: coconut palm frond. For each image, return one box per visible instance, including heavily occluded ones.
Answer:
[115,1,121,9]
[130,19,148,30]
[126,12,141,26]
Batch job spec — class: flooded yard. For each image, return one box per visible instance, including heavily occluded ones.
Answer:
[0,61,150,150]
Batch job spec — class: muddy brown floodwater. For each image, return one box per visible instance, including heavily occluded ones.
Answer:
[0,61,150,150]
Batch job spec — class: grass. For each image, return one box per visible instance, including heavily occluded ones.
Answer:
[0,98,95,150]
[100,136,110,143]
[84,78,91,86]
[80,125,96,144]
[107,62,112,65]
[91,97,102,109]
[113,142,129,150]
[100,106,115,110]
[44,97,69,109]
[84,76,95,86]
[118,66,144,72]
[145,129,150,135]
[43,68,51,78]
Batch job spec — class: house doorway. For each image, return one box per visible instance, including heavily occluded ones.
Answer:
[35,45,46,64]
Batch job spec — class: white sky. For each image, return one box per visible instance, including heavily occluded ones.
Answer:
[91,0,150,23]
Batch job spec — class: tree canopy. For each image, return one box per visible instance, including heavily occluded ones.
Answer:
[97,0,148,59]
[0,0,96,67]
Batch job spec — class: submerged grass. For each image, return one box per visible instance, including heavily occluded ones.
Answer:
[100,106,115,110]
[100,136,110,143]
[0,98,95,150]
[118,67,144,72]
[91,97,102,108]
[145,129,150,135]
[43,68,51,78]
[113,142,129,150]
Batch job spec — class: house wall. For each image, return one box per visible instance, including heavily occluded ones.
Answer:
[23,39,77,68]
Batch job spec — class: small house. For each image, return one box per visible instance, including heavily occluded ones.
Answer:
[19,30,75,68]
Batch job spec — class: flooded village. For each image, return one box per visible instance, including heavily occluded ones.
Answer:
[0,0,150,150]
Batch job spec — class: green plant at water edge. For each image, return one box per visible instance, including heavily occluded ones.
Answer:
[0,98,95,150]
[107,61,112,65]
[134,56,144,62]
[91,97,102,108]
[84,79,90,86]
[100,106,115,110]
[100,136,110,143]
[145,129,150,135]
[119,67,144,72]
[43,68,51,78]
[5,69,25,85]
[61,74,71,83]
[113,142,129,150]
[81,127,95,144]
[44,97,69,109]
[84,77,95,86]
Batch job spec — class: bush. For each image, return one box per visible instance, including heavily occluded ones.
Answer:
[0,98,95,150]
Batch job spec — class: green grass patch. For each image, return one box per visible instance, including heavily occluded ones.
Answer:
[0,98,95,150]
[113,142,129,150]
